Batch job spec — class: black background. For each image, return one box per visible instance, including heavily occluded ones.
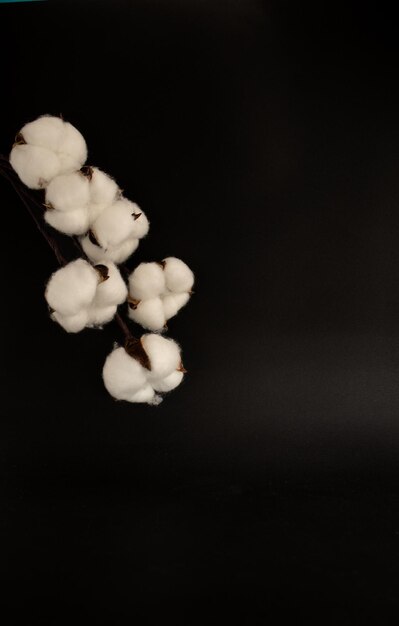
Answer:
[1,0,399,622]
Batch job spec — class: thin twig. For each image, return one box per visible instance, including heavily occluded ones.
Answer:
[0,166,67,265]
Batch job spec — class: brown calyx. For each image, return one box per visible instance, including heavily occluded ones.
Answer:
[13,132,26,148]
[177,361,187,374]
[43,202,54,211]
[156,260,166,269]
[88,229,100,246]
[94,264,109,282]
[132,212,142,220]
[128,296,141,310]
[124,336,151,370]
[80,165,94,181]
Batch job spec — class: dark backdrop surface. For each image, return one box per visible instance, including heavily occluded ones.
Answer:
[1,0,399,622]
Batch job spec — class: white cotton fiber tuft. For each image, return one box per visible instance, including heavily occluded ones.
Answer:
[87,305,117,327]
[44,206,90,235]
[163,257,194,293]
[102,347,148,401]
[91,262,127,307]
[45,172,90,212]
[51,309,89,334]
[20,115,65,151]
[128,298,166,331]
[151,370,184,393]
[80,234,139,264]
[88,168,119,213]
[126,384,157,404]
[45,259,99,316]
[162,292,190,320]
[128,262,166,300]
[10,145,61,189]
[130,205,149,239]
[141,334,181,380]
[58,121,87,170]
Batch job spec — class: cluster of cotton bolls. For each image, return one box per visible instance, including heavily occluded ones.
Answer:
[103,334,186,405]
[10,115,149,263]
[45,259,127,333]
[127,257,194,331]
[9,114,194,405]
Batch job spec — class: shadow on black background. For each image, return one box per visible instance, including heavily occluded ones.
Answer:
[1,1,399,622]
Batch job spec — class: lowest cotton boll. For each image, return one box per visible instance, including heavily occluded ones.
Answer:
[45,259,127,332]
[10,115,87,189]
[102,334,185,404]
[128,258,194,331]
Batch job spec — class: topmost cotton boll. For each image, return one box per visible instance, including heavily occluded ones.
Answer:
[10,115,87,189]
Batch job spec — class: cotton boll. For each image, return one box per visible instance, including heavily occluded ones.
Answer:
[58,121,87,169]
[45,206,90,235]
[151,370,184,393]
[87,305,117,327]
[91,262,127,307]
[19,115,65,152]
[45,259,99,316]
[45,172,90,212]
[162,292,191,320]
[141,334,181,380]
[10,144,61,189]
[128,298,166,331]
[93,198,139,249]
[51,309,89,333]
[103,346,148,401]
[127,384,157,404]
[163,257,194,293]
[128,263,166,300]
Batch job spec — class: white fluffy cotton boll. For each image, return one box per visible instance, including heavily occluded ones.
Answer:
[44,206,90,236]
[9,144,61,189]
[91,262,127,308]
[45,172,90,212]
[163,257,194,294]
[80,235,139,265]
[128,263,166,300]
[151,370,184,393]
[102,346,148,402]
[162,292,190,320]
[141,334,181,381]
[10,116,87,188]
[87,305,117,327]
[45,259,99,317]
[93,198,139,249]
[51,310,89,333]
[128,298,166,331]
